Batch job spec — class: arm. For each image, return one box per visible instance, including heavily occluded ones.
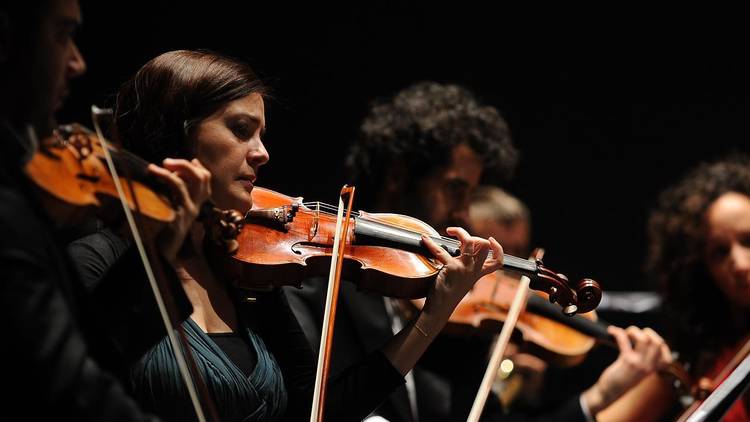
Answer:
[580,325,673,416]
[249,288,404,422]
[67,158,211,362]
[382,228,504,375]
[68,229,193,363]
[271,228,502,421]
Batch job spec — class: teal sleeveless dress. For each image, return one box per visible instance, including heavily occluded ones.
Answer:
[131,318,287,422]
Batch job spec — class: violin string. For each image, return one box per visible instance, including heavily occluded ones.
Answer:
[294,202,521,263]
[252,206,529,272]
[298,201,463,246]
[258,199,522,263]
[290,203,511,263]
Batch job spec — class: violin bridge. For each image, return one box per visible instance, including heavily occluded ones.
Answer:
[309,202,319,240]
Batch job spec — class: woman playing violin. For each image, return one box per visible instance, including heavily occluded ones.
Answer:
[646,155,750,420]
[70,50,505,422]
[0,1,211,420]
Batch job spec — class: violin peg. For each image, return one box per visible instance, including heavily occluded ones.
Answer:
[562,304,578,316]
[225,239,239,255]
[548,286,558,304]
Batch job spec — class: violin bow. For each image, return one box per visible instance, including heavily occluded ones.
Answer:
[310,185,356,422]
[467,248,544,422]
[91,106,219,422]
[679,352,750,422]
[677,336,750,422]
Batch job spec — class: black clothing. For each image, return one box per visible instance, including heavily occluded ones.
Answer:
[208,332,257,377]
[70,229,406,422]
[286,279,590,422]
[0,123,162,421]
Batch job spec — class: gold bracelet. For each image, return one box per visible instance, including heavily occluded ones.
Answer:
[414,321,430,337]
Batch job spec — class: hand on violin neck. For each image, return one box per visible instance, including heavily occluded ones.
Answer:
[582,325,673,415]
[149,158,212,264]
[420,227,504,314]
[381,229,504,377]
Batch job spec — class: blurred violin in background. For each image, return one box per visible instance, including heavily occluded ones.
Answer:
[437,267,601,366]
[25,123,175,226]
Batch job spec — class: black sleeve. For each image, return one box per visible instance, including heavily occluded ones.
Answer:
[68,229,192,364]
[0,190,159,421]
[244,288,404,422]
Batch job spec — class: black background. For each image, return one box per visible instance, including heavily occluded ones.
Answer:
[62,2,750,293]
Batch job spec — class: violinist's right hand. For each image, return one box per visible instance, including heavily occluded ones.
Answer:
[147,158,212,264]
[581,326,672,416]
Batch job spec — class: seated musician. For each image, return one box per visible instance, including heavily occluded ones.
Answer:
[69,50,506,422]
[0,1,209,420]
[287,82,674,421]
[644,155,750,421]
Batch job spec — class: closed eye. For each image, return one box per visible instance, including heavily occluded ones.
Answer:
[230,121,252,139]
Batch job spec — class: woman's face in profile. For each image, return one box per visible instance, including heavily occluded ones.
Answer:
[703,191,750,309]
[192,93,269,213]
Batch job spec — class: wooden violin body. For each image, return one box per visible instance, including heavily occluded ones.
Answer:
[214,187,602,313]
[229,187,442,298]
[25,123,174,225]
[444,270,599,366]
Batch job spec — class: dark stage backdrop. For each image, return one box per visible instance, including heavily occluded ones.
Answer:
[62,2,750,293]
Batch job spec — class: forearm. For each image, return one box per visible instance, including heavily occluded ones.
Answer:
[70,231,192,362]
[381,297,456,376]
[580,384,609,417]
[385,230,502,375]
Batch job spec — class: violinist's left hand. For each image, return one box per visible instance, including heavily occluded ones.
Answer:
[381,227,503,376]
[420,227,504,316]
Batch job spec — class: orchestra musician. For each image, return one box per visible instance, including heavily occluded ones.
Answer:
[287,83,673,421]
[69,50,505,422]
[469,185,676,421]
[0,1,211,420]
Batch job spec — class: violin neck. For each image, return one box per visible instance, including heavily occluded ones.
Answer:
[525,294,615,348]
[353,217,539,277]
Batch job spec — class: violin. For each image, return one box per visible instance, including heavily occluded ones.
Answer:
[597,334,750,422]
[440,269,602,366]
[210,186,603,316]
[598,344,750,422]
[25,123,175,225]
[24,121,219,422]
[444,266,694,420]
[675,336,750,421]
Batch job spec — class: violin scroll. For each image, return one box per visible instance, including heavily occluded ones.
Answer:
[576,278,602,314]
[202,205,245,254]
[533,263,602,316]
